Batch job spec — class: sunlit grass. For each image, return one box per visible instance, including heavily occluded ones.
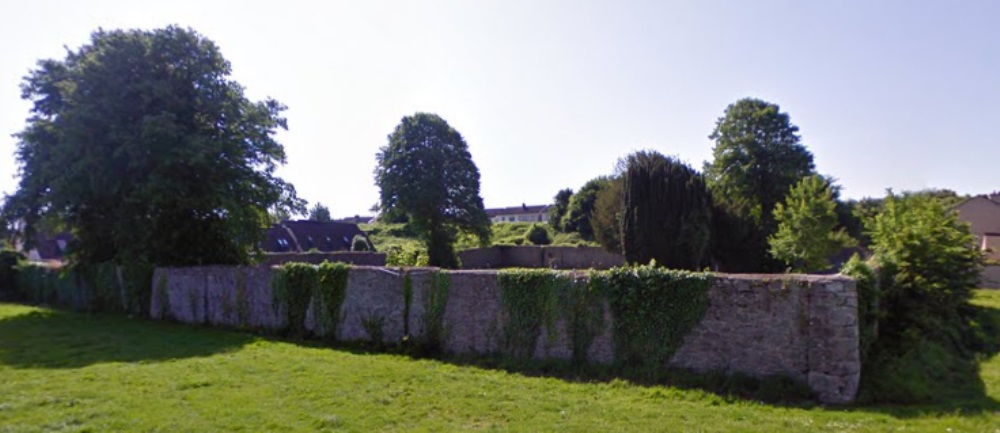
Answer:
[1,292,999,432]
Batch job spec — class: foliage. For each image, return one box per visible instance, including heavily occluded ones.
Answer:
[560,177,611,239]
[621,151,712,270]
[600,264,712,376]
[704,98,816,272]
[361,311,387,346]
[839,254,879,365]
[309,202,332,222]
[385,245,430,267]
[316,261,349,339]
[3,26,302,269]
[272,262,317,337]
[769,175,856,272]
[497,269,605,363]
[375,113,490,268]
[524,224,552,245]
[857,192,987,403]
[547,188,574,231]
[498,269,561,359]
[591,176,624,253]
[419,271,451,354]
[0,249,25,300]
[351,235,371,252]
[6,301,1000,431]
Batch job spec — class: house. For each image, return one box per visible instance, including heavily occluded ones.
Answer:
[954,193,1000,263]
[16,231,72,263]
[261,220,373,253]
[955,193,1000,288]
[487,204,550,224]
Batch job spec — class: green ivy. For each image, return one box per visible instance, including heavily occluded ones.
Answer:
[157,272,172,320]
[402,271,413,337]
[840,254,879,367]
[601,263,712,376]
[564,271,606,364]
[420,271,450,352]
[272,262,317,337]
[234,270,250,327]
[498,269,561,359]
[316,261,349,340]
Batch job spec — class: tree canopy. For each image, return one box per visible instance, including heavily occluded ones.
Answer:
[547,188,574,231]
[309,203,332,222]
[560,177,611,240]
[768,175,855,272]
[374,113,490,268]
[621,151,712,269]
[3,26,302,266]
[704,98,816,272]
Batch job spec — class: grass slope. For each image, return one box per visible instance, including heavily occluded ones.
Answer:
[361,222,595,252]
[1,291,999,432]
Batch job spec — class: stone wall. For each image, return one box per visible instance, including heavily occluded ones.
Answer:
[151,266,859,404]
[458,246,625,270]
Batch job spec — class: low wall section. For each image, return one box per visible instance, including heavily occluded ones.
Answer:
[150,266,859,404]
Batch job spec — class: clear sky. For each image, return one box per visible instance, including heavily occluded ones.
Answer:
[1,0,998,218]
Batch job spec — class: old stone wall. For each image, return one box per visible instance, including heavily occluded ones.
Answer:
[152,266,858,404]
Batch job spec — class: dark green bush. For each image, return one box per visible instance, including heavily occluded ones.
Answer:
[0,249,25,300]
[385,245,429,267]
[524,224,551,245]
[839,254,878,364]
[351,235,371,252]
[272,262,317,336]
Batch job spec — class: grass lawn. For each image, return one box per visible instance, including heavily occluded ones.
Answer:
[1,292,999,432]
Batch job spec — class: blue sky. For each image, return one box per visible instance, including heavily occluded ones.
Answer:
[1,1,998,218]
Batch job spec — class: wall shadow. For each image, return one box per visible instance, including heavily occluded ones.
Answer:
[0,305,254,369]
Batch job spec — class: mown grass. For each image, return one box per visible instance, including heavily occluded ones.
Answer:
[1,292,1000,432]
[361,222,596,253]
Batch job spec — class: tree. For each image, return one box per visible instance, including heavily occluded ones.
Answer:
[704,98,816,272]
[768,176,855,272]
[547,188,574,231]
[561,177,610,240]
[591,177,623,253]
[620,151,712,270]
[309,202,332,222]
[524,224,551,245]
[375,113,490,268]
[3,26,302,267]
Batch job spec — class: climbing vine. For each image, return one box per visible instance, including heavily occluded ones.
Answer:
[420,270,451,352]
[272,262,317,337]
[601,263,712,376]
[498,269,562,359]
[402,271,413,337]
[316,261,350,340]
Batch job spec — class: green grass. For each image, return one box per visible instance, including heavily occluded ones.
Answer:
[2,292,1000,431]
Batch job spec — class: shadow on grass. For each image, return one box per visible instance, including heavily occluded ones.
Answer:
[0,304,254,369]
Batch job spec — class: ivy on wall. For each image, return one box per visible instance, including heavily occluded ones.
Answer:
[316,261,350,339]
[600,263,712,376]
[498,269,560,359]
[420,270,451,352]
[272,262,317,336]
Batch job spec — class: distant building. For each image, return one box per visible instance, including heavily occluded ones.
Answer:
[334,215,374,224]
[486,204,550,223]
[954,193,1000,263]
[17,231,73,262]
[261,220,373,253]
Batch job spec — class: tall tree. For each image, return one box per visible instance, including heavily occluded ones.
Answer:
[591,177,623,253]
[309,202,332,222]
[621,151,712,269]
[3,26,302,267]
[561,177,610,240]
[704,98,816,272]
[547,188,574,231]
[375,113,490,268]
[768,175,855,272]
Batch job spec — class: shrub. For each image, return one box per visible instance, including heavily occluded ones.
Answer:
[0,249,25,300]
[351,235,371,252]
[524,224,551,245]
[385,245,429,267]
[272,262,317,336]
[770,175,855,272]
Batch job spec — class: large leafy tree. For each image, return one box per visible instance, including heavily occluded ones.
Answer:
[309,202,332,222]
[590,176,623,253]
[621,151,712,269]
[560,177,611,240]
[547,188,574,231]
[4,26,302,267]
[375,113,490,268]
[704,98,816,272]
[768,175,855,272]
